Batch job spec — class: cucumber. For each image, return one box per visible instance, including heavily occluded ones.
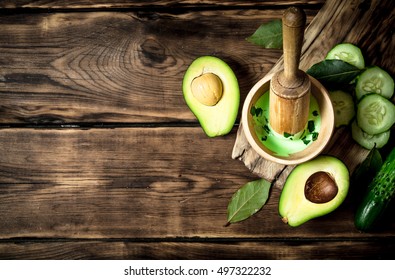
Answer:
[329,90,355,127]
[355,66,394,100]
[326,43,365,69]
[351,120,390,149]
[355,147,395,231]
[356,94,395,135]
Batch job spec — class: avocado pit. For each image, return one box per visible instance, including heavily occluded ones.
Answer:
[304,171,338,203]
[191,73,223,106]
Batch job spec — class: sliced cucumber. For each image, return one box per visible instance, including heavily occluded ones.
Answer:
[355,66,394,100]
[329,90,355,127]
[351,120,390,149]
[326,43,365,69]
[357,94,395,135]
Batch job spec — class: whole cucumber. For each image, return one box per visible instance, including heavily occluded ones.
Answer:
[355,147,395,232]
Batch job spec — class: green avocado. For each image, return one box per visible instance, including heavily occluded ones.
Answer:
[279,155,349,227]
[182,56,240,137]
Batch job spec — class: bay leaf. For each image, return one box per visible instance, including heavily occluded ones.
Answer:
[246,19,282,49]
[227,178,271,224]
[351,147,383,195]
[307,59,364,86]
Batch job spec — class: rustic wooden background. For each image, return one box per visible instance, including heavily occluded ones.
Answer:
[0,0,394,259]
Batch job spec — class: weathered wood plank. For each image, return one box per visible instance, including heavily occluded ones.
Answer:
[232,0,395,184]
[1,0,325,9]
[0,127,250,239]
[0,239,394,259]
[0,127,393,239]
[0,10,321,124]
[0,0,393,261]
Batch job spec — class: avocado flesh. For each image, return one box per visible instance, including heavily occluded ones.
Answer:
[182,56,240,137]
[279,155,349,227]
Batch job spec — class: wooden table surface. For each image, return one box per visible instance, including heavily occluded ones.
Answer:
[0,0,394,259]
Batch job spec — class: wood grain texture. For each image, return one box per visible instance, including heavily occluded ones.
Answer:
[232,0,395,183]
[0,127,251,238]
[0,9,323,124]
[0,127,393,240]
[1,240,394,259]
[1,0,394,261]
[0,0,325,9]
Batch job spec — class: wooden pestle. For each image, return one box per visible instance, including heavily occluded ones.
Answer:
[269,7,311,136]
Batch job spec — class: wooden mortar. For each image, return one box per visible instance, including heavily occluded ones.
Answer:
[241,6,335,165]
[269,7,310,136]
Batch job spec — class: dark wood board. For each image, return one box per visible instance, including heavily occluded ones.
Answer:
[1,240,394,260]
[0,9,319,124]
[1,1,325,9]
[0,0,394,260]
[0,127,393,240]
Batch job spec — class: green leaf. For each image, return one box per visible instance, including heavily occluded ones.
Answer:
[227,178,271,224]
[306,59,364,86]
[352,147,383,189]
[246,19,283,49]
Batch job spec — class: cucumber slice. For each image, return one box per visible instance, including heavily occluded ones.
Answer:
[329,90,355,127]
[355,66,394,100]
[351,120,390,149]
[326,43,365,69]
[357,94,395,135]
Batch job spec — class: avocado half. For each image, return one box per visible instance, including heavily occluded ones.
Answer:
[279,155,349,227]
[182,56,240,137]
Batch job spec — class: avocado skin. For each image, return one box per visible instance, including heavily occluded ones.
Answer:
[279,155,349,227]
[182,56,240,137]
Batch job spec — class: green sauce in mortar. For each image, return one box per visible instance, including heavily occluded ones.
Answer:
[250,90,321,157]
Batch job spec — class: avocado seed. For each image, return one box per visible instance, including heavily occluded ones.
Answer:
[191,73,223,106]
[304,171,338,203]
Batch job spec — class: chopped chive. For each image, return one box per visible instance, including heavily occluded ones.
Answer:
[308,120,315,133]
[250,106,263,117]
